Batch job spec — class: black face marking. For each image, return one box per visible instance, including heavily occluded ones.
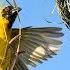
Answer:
[4,6,12,14]
[2,6,21,28]
[2,6,13,17]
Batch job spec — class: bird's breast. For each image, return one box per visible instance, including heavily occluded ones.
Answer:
[0,17,11,60]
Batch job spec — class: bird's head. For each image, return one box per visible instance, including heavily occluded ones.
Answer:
[2,6,21,18]
[1,6,21,28]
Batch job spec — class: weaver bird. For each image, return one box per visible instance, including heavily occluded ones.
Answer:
[56,0,70,29]
[0,4,64,70]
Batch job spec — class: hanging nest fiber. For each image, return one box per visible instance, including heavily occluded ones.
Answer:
[56,0,70,27]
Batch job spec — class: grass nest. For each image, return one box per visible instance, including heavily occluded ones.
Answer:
[56,0,70,26]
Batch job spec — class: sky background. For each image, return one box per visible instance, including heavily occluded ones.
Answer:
[0,0,70,70]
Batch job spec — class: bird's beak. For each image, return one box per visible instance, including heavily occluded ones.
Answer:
[18,7,22,12]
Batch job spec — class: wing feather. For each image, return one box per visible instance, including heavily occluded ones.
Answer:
[10,27,64,68]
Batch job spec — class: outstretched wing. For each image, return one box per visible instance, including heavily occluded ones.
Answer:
[10,27,64,69]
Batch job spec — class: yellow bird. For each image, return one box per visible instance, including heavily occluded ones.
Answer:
[0,5,64,70]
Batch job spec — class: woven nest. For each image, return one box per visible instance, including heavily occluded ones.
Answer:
[56,0,70,27]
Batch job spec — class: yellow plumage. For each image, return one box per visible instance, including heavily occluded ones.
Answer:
[0,10,12,70]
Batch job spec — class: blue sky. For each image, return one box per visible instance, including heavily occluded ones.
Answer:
[16,0,70,70]
[1,0,70,70]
